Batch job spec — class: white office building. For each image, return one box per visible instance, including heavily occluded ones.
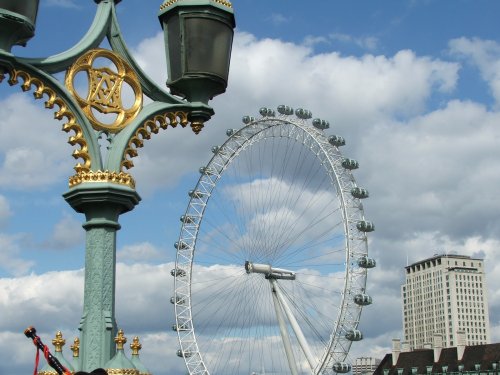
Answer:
[402,254,490,349]
[352,357,381,375]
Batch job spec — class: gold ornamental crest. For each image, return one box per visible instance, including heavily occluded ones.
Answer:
[65,48,143,132]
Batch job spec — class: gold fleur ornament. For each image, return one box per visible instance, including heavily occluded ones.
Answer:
[65,49,143,133]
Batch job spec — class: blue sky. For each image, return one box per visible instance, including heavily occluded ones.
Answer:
[2,0,500,374]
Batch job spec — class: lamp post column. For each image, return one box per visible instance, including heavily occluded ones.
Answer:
[64,183,141,371]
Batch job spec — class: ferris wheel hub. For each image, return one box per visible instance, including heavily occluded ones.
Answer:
[244,261,296,280]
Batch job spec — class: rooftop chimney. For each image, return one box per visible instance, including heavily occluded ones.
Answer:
[401,341,411,353]
[392,339,401,366]
[457,330,466,361]
[433,333,443,363]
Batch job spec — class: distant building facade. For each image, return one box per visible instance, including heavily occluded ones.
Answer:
[402,254,490,349]
[352,357,381,375]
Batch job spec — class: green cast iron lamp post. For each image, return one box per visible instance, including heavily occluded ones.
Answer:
[0,0,235,373]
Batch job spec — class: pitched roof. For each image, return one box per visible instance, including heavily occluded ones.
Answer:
[373,343,500,375]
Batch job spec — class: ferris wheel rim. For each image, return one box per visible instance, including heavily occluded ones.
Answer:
[173,108,372,375]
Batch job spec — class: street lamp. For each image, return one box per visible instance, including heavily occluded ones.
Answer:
[0,0,235,373]
[0,0,39,51]
[159,0,235,104]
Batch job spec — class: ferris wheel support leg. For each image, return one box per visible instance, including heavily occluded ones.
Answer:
[271,279,317,372]
[270,280,299,375]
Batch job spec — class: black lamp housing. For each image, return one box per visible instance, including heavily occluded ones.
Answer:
[159,0,235,104]
[0,0,39,51]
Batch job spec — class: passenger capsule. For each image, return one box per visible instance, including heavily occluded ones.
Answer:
[354,293,373,306]
[188,190,204,199]
[312,118,330,130]
[295,108,312,119]
[345,329,363,341]
[328,135,346,147]
[333,362,351,373]
[180,215,195,224]
[174,241,188,250]
[259,107,275,117]
[172,323,188,332]
[342,158,359,170]
[357,220,375,232]
[177,349,192,358]
[277,105,294,115]
[170,296,185,305]
[351,187,369,199]
[171,268,187,277]
[226,129,238,136]
[242,116,255,124]
[199,166,215,175]
[357,256,376,268]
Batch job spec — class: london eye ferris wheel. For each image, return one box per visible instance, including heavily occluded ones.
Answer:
[171,105,376,375]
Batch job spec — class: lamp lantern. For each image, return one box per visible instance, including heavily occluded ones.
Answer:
[159,0,235,104]
[0,0,39,52]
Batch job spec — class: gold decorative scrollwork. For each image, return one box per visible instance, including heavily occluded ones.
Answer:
[0,67,92,173]
[69,170,136,189]
[106,369,140,375]
[65,48,143,133]
[160,0,232,10]
[121,111,189,170]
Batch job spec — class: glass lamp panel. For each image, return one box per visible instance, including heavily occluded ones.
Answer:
[165,13,182,83]
[183,16,233,80]
[0,0,39,24]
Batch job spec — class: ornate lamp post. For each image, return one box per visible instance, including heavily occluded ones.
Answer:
[0,0,235,373]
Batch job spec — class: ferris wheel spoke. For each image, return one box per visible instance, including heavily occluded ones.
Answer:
[261,139,311,255]
[269,189,343,262]
[266,169,329,260]
[273,213,345,266]
[199,203,248,259]
[279,281,335,346]
[283,248,345,269]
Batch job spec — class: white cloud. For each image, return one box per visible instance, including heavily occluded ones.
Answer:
[0,264,180,375]
[129,31,459,196]
[329,32,379,51]
[449,37,500,107]
[0,194,11,228]
[45,0,80,9]
[269,13,291,26]
[0,94,75,190]
[41,212,84,250]
[0,233,35,276]
[117,242,166,263]
[216,177,345,259]
[0,270,83,334]
[357,100,500,242]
